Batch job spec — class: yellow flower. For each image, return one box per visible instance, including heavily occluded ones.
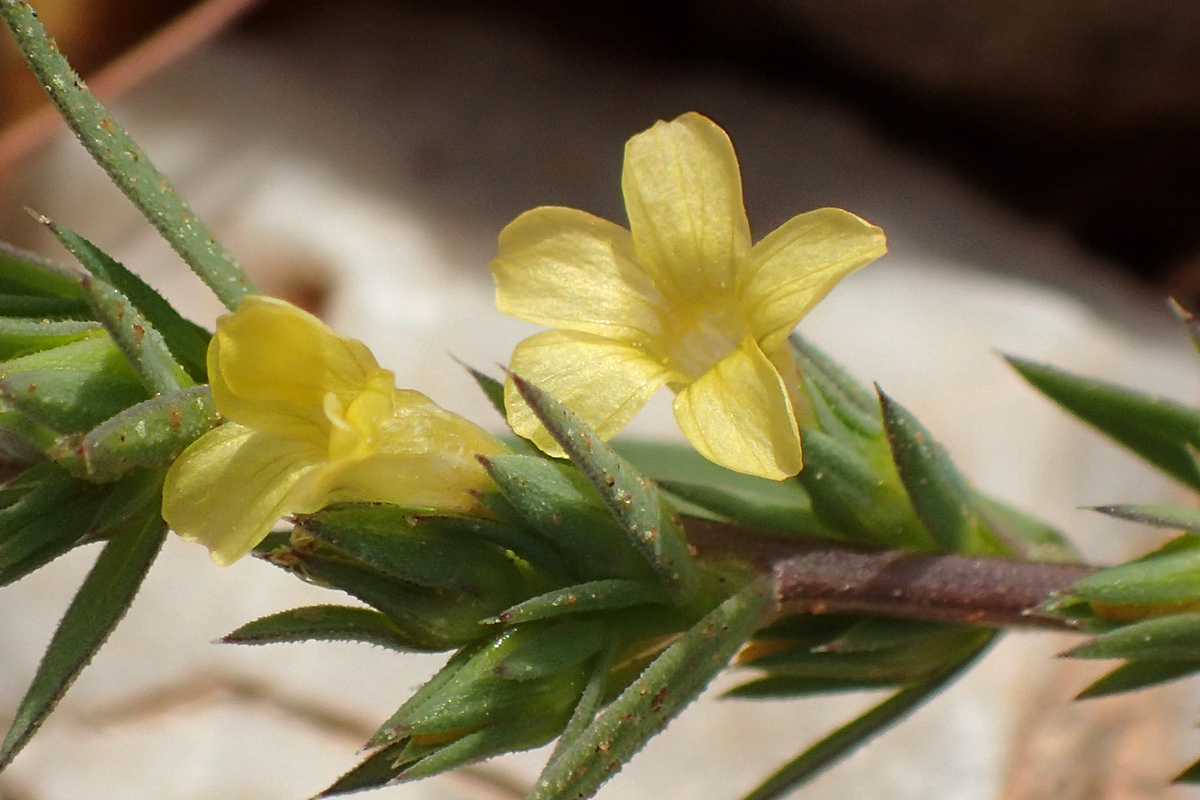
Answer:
[162,296,504,565]
[491,112,886,480]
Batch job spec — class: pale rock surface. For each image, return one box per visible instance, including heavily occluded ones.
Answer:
[0,3,1198,799]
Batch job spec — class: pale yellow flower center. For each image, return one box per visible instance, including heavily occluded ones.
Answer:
[323,368,396,462]
[661,296,750,382]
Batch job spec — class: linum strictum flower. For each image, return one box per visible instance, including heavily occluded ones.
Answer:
[491,112,886,480]
[162,296,504,566]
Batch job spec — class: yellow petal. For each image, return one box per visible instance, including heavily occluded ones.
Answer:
[162,422,326,565]
[504,330,672,456]
[621,112,751,300]
[209,296,381,442]
[672,338,802,479]
[491,206,666,344]
[738,208,886,351]
[325,389,505,511]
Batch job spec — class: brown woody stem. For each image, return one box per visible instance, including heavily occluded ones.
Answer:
[683,517,1100,631]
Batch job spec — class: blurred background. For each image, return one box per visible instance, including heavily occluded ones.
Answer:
[3,2,1200,799]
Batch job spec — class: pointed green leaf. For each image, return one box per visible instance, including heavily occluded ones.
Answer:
[0,318,101,360]
[480,453,657,583]
[975,494,1080,562]
[1077,659,1200,699]
[1093,503,1200,533]
[73,386,219,481]
[496,620,607,681]
[817,619,963,654]
[0,464,105,586]
[548,632,619,763]
[296,503,528,599]
[370,643,478,746]
[222,605,439,652]
[740,630,995,800]
[797,429,934,550]
[79,273,190,395]
[790,333,881,437]
[509,373,697,603]
[1175,757,1200,784]
[1006,354,1200,491]
[747,627,976,684]
[455,358,507,419]
[0,241,83,299]
[88,468,166,537]
[1064,612,1200,660]
[0,294,89,318]
[487,579,668,626]
[878,388,997,555]
[658,478,838,541]
[46,223,210,380]
[317,739,411,797]
[405,510,572,581]
[0,401,69,455]
[530,579,771,800]
[0,509,165,769]
[1070,535,1200,606]
[0,1,256,309]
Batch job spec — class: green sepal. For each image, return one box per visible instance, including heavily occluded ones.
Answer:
[1069,534,1200,605]
[658,478,837,541]
[259,534,514,649]
[69,386,219,481]
[481,453,658,583]
[1064,612,1200,660]
[1093,503,1200,533]
[316,740,409,797]
[0,508,166,769]
[0,318,101,361]
[78,273,190,395]
[0,0,256,309]
[1078,659,1200,699]
[0,241,83,300]
[377,625,586,739]
[0,463,106,586]
[878,388,999,555]
[43,222,210,381]
[0,336,148,432]
[745,627,977,684]
[486,579,669,626]
[403,509,572,581]
[509,372,697,603]
[740,629,995,800]
[790,333,881,438]
[529,578,771,800]
[549,632,619,763]
[975,494,1080,562]
[797,428,934,550]
[222,605,440,653]
[1006,354,1200,491]
[496,620,608,681]
[296,502,532,599]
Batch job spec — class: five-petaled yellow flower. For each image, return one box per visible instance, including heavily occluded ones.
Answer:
[162,296,504,565]
[492,112,886,480]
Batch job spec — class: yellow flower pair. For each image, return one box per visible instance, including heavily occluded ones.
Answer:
[164,112,886,564]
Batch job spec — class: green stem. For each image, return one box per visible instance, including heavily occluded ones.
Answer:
[0,1,257,309]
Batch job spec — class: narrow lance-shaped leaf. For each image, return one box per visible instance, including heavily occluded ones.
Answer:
[740,630,995,800]
[1093,503,1200,534]
[0,1,256,309]
[0,240,83,300]
[223,605,441,653]
[0,508,166,769]
[486,579,668,626]
[1006,354,1200,491]
[509,372,696,602]
[878,387,998,555]
[1069,535,1200,606]
[790,333,881,438]
[1078,659,1200,700]
[0,464,105,586]
[530,578,771,800]
[44,221,211,381]
[79,274,191,395]
[0,318,101,361]
[1064,612,1200,660]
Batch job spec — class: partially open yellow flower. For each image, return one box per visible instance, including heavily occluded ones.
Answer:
[162,296,504,565]
[492,112,886,480]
